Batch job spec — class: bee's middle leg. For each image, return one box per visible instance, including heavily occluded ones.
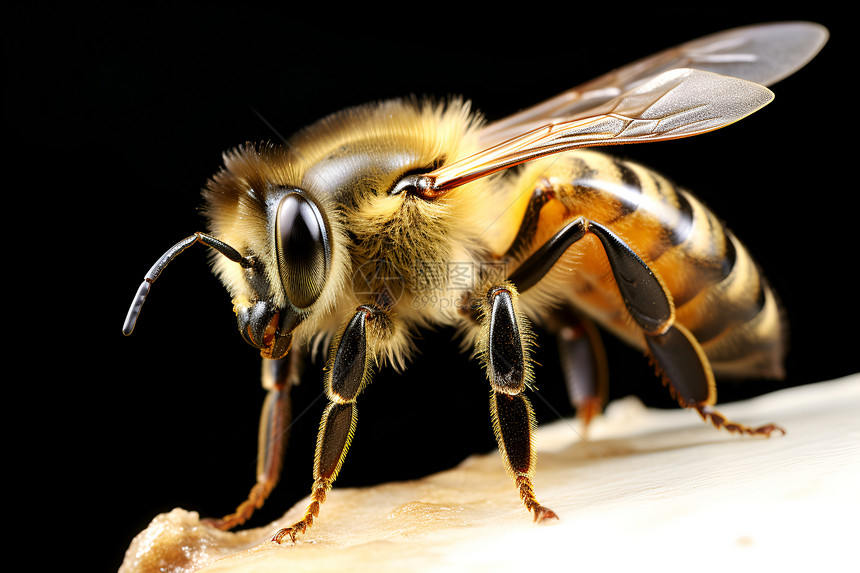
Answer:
[547,307,609,429]
[478,283,558,522]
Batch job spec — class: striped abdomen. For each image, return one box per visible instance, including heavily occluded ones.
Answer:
[508,150,786,380]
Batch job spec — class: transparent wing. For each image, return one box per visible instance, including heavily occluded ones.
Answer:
[476,21,827,147]
[424,68,774,192]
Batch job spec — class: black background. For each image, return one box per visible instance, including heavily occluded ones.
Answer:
[7,6,853,572]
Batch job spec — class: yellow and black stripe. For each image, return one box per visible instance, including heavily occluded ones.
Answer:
[503,149,786,380]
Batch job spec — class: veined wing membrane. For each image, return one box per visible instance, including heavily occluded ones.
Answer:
[477,22,826,146]
[426,69,773,192]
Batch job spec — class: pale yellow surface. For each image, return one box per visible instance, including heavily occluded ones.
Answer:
[120,374,859,573]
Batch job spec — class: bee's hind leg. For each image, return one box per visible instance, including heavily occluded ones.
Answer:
[645,324,784,437]
[577,221,783,437]
[510,217,782,438]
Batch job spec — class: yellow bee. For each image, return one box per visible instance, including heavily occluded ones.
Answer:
[123,22,827,542]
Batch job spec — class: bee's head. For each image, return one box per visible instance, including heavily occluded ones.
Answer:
[198,142,351,360]
[121,142,345,359]
[221,188,333,359]
[122,97,485,361]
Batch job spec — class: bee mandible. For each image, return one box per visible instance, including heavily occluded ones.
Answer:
[123,22,828,542]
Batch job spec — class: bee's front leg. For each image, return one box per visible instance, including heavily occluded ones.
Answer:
[204,352,299,530]
[271,304,389,544]
[477,282,558,522]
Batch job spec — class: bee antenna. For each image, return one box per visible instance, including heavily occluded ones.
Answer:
[122,233,252,336]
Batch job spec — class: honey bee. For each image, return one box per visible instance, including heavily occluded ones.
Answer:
[123,22,827,542]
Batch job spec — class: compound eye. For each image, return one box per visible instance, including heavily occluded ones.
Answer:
[276,192,331,309]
